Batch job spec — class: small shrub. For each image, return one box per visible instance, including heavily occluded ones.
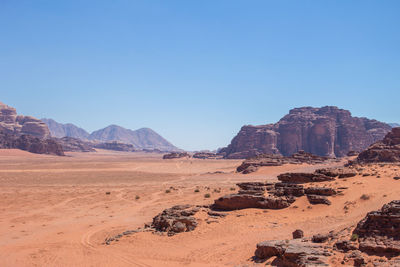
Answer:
[350,234,359,241]
[105,191,111,195]
[135,195,140,200]
[213,188,221,193]
[230,187,236,191]
[165,189,171,193]
[194,189,200,193]
[204,193,211,198]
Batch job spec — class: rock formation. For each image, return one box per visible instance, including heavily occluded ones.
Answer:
[353,200,400,255]
[221,106,391,159]
[163,152,190,159]
[0,131,64,156]
[151,205,200,236]
[57,137,96,152]
[0,102,50,139]
[94,141,136,152]
[237,150,329,174]
[0,102,64,155]
[356,127,400,163]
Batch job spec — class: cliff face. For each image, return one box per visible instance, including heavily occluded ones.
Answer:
[0,102,50,139]
[222,106,392,158]
[0,102,64,156]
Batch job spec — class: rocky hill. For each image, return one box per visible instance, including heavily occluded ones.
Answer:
[389,123,400,128]
[221,106,391,159]
[89,125,178,151]
[41,118,90,139]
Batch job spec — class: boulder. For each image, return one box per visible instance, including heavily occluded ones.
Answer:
[151,205,200,235]
[292,229,304,239]
[307,195,331,205]
[305,187,336,196]
[255,239,331,266]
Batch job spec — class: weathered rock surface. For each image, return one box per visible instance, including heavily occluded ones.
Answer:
[0,102,50,139]
[356,127,400,163]
[305,187,336,196]
[212,194,291,211]
[278,172,335,184]
[57,137,96,152]
[255,239,331,266]
[94,141,136,152]
[151,205,200,236]
[222,106,391,158]
[353,200,400,255]
[237,150,329,174]
[307,195,331,205]
[163,152,190,159]
[0,131,64,156]
[192,152,222,159]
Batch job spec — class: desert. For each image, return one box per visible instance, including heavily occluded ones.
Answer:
[0,145,399,266]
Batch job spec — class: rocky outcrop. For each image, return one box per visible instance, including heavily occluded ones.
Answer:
[307,195,331,205]
[353,200,400,255]
[222,106,391,158]
[0,102,50,139]
[163,152,190,159]
[277,172,335,184]
[237,150,329,174]
[356,127,400,163]
[57,137,96,152]
[0,131,64,156]
[192,152,221,159]
[94,141,136,152]
[255,239,332,266]
[151,205,200,236]
[212,194,291,211]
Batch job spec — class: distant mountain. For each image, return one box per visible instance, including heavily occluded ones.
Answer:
[41,118,90,139]
[89,125,178,151]
[389,123,400,128]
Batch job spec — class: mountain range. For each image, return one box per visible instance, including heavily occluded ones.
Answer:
[41,119,179,151]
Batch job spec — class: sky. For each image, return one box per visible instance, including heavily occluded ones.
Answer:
[0,1,399,151]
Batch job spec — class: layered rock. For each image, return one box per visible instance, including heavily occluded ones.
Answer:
[353,200,400,255]
[277,172,335,184]
[356,127,400,163]
[57,137,96,152]
[192,152,222,159]
[212,194,291,211]
[0,131,64,156]
[0,102,50,139]
[237,150,329,174]
[222,106,391,158]
[255,239,331,266]
[94,141,136,152]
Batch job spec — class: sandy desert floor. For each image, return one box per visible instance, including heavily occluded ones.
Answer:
[0,149,399,266]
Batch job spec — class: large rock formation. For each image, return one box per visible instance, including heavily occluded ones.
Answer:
[0,102,50,139]
[221,106,391,159]
[356,127,400,163]
[0,131,64,156]
[57,137,96,152]
[0,102,64,155]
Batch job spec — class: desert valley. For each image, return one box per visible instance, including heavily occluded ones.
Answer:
[0,101,399,267]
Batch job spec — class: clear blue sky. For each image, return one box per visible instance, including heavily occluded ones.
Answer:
[1,1,399,150]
